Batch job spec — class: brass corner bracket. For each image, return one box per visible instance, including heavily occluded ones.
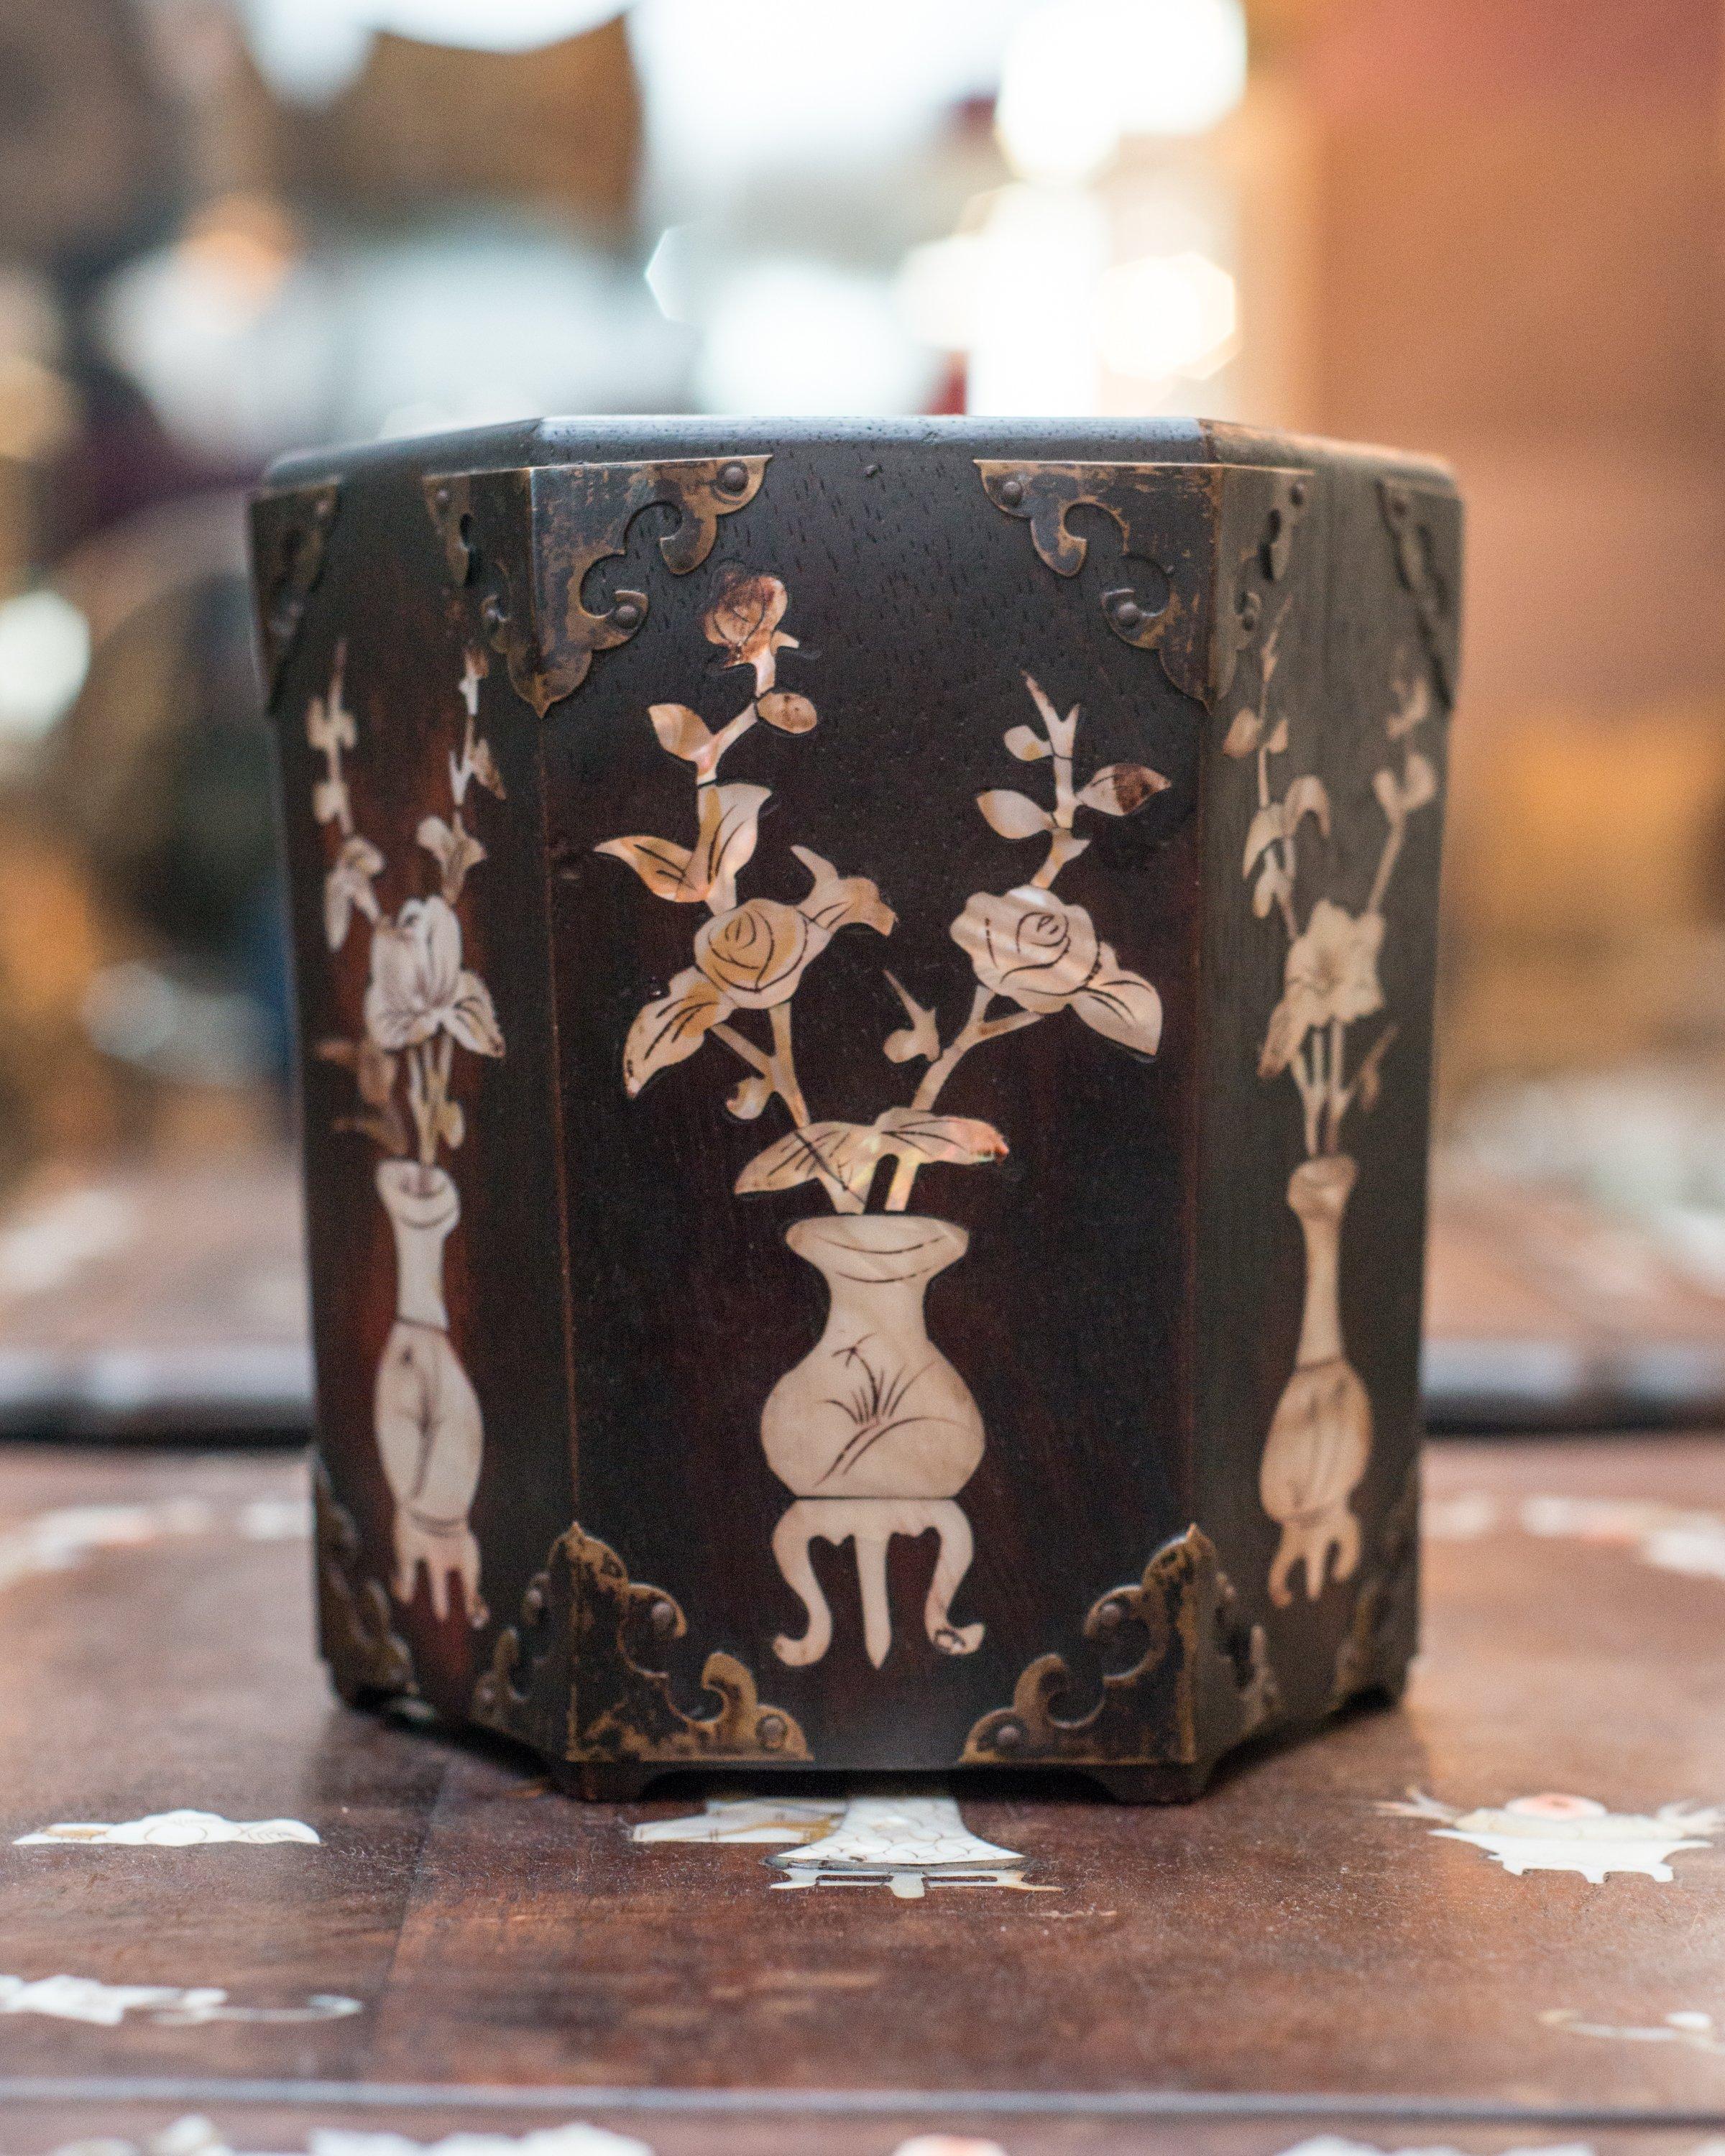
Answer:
[251,482,341,699]
[962,1524,1278,1771]
[312,1457,416,1703]
[473,1520,809,1766]
[1379,478,1461,704]
[977,459,1311,709]
[423,455,770,717]
[1332,1457,1420,1710]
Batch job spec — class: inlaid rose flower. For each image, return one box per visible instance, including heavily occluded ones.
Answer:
[696,898,818,1010]
[622,847,893,1096]
[953,888,1098,1012]
[704,568,800,695]
[364,896,504,1059]
[952,885,1161,1055]
[1259,897,1384,1079]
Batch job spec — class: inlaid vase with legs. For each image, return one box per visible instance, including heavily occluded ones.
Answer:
[763,1215,985,1668]
[374,1159,487,1626]
[1259,1154,1371,1606]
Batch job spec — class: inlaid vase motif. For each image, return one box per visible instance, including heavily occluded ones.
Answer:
[1225,623,1443,1604]
[373,1159,486,1624]
[599,571,1166,1669]
[304,647,506,1629]
[1259,1154,1371,1604]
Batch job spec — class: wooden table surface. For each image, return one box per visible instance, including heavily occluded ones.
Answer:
[0,1437,1722,2153]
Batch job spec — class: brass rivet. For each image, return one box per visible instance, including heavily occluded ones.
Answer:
[1289,479,1307,508]
[998,475,1025,507]
[717,460,750,494]
[1095,1598,1123,1631]
[758,1713,787,1749]
[523,1583,545,1621]
[482,594,508,629]
[1113,597,1143,629]
[612,599,643,629]
[433,484,451,509]
[993,1719,1024,1750]
[648,1595,677,1635]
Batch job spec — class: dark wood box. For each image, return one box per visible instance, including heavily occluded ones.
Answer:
[251,418,1460,1800]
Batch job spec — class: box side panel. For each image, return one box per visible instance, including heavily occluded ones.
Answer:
[525,433,1215,1772]
[253,467,576,1728]
[1193,445,1458,1735]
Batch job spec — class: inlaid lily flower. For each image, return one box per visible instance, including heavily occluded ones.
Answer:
[364,896,503,1059]
[1259,897,1385,1079]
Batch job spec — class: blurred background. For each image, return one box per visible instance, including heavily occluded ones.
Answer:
[1,0,1724,1438]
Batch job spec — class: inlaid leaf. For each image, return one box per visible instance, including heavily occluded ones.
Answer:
[468,732,506,798]
[735,1120,871,1197]
[1242,803,1287,875]
[1353,1023,1399,1112]
[691,782,770,912]
[1004,724,1052,762]
[1284,773,1330,839]
[1254,857,1291,919]
[882,972,941,1064]
[446,970,505,1059]
[873,1107,1008,1167]
[1387,673,1432,739]
[1070,952,1162,1056]
[977,789,1052,840]
[1222,709,1263,758]
[758,691,817,734]
[1077,763,1170,817]
[1259,990,1307,1079]
[649,703,714,762]
[792,846,896,936]
[594,834,699,902]
[725,1072,774,1120]
[622,968,723,1095]
[417,812,487,905]
[1400,750,1438,812]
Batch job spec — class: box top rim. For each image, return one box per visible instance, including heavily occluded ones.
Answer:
[259,414,1457,497]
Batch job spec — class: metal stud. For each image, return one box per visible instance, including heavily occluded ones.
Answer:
[717,460,750,495]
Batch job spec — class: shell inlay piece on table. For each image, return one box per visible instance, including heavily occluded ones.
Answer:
[15,1809,320,1848]
[251,418,1459,1798]
[630,1792,1046,1895]
[0,1973,360,2026]
[1380,1789,1725,1882]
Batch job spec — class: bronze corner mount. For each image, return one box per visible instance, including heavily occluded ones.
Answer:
[474,1519,809,1767]
[962,1524,1278,1776]
[422,455,770,719]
